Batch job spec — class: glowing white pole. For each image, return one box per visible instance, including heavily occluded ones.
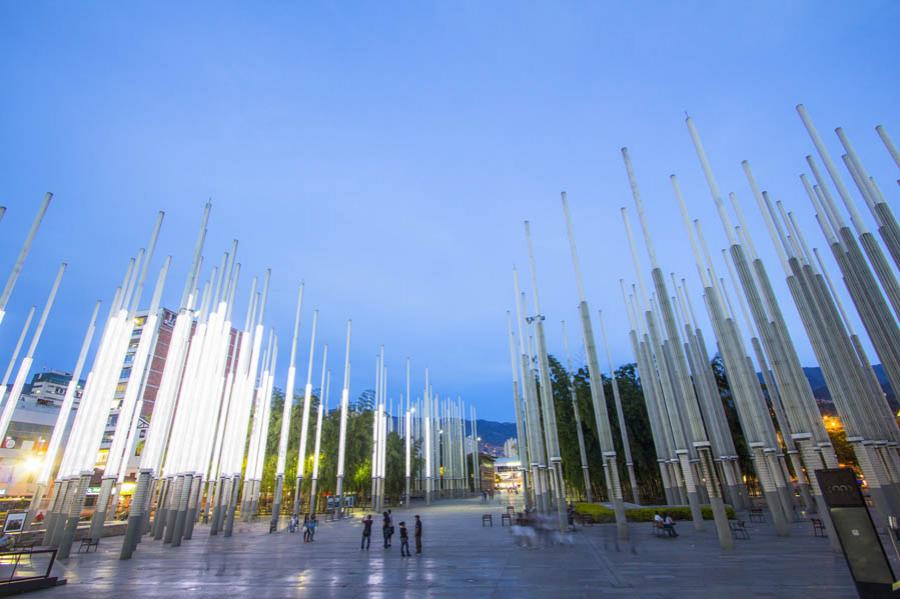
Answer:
[310,362,328,514]
[371,351,382,509]
[0,192,52,328]
[335,320,352,518]
[405,358,412,504]
[561,320,592,502]
[424,368,432,504]
[273,282,303,524]
[523,220,569,531]
[0,307,35,408]
[294,309,318,513]
[0,263,65,442]
[249,336,277,517]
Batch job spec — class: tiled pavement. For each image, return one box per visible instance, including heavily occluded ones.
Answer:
[35,497,858,598]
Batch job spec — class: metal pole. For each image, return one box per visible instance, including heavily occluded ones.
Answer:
[0,192,52,327]
[274,283,303,526]
[523,221,568,532]
[335,320,352,518]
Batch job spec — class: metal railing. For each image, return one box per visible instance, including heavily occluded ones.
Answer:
[0,547,57,586]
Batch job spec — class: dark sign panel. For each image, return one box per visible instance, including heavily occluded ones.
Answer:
[815,468,897,597]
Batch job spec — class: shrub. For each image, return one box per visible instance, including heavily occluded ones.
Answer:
[573,503,615,522]
[574,502,735,522]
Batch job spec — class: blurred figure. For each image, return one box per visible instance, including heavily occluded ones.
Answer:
[361,514,373,550]
[414,515,423,554]
[399,521,410,556]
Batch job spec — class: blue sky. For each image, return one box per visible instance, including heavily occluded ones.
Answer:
[0,2,897,421]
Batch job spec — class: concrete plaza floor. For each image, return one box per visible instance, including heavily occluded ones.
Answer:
[36,496,858,598]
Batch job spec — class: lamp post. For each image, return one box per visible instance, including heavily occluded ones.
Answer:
[272,283,304,529]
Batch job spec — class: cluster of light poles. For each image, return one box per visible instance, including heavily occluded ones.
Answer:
[0,197,489,565]
[506,105,900,549]
[396,367,481,507]
[22,202,362,561]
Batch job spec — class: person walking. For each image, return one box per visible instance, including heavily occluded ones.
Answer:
[382,511,392,548]
[307,515,318,542]
[361,515,373,550]
[388,510,394,547]
[399,521,410,557]
[414,514,422,554]
[302,514,310,542]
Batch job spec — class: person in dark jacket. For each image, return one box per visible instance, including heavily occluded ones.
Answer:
[399,521,410,556]
[361,515,373,550]
[307,515,318,541]
[382,511,392,548]
[414,515,422,554]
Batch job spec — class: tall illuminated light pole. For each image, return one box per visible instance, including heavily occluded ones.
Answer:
[560,193,630,526]
[0,263,65,443]
[513,269,546,512]
[272,283,303,527]
[598,310,640,505]
[0,193,52,329]
[309,363,328,515]
[561,320,592,503]
[523,221,568,531]
[424,368,432,505]
[294,310,319,514]
[505,313,531,508]
[371,349,384,510]
[249,335,277,520]
[335,320,352,519]
[405,359,412,505]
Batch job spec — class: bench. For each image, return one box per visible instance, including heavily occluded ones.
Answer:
[78,537,100,553]
[573,513,594,527]
[500,513,511,527]
[748,508,765,523]
[481,514,493,527]
[652,522,667,537]
[811,518,826,537]
[729,520,750,540]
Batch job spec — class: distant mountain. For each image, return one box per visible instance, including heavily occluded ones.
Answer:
[762,365,896,411]
[472,419,517,448]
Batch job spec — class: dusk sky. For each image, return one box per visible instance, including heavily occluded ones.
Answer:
[0,2,897,421]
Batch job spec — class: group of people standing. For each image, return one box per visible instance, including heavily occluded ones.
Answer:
[288,513,318,542]
[361,512,422,557]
